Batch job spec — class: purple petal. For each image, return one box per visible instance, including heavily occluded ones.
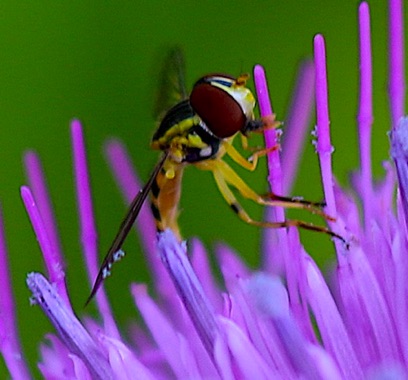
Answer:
[213,336,235,380]
[390,220,408,364]
[70,355,93,380]
[388,0,405,128]
[337,248,402,365]
[71,120,98,284]
[190,238,223,312]
[314,34,350,255]
[304,256,364,379]
[254,64,291,272]
[27,273,113,380]
[337,179,364,236]
[391,117,408,223]
[281,60,315,194]
[0,205,31,379]
[253,64,282,196]
[131,284,215,379]
[23,151,64,279]
[226,274,295,377]
[218,317,276,379]
[71,120,119,338]
[21,186,70,306]
[284,228,317,342]
[307,345,343,380]
[313,34,336,216]
[217,243,250,283]
[366,362,408,380]
[246,272,329,379]
[102,335,155,380]
[357,2,374,227]
[38,334,79,379]
[157,230,219,361]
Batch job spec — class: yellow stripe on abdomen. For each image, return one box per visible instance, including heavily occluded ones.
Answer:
[150,160,185,241]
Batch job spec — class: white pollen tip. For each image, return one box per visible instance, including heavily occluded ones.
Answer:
[102,268,111,279]
[113,249,125,262]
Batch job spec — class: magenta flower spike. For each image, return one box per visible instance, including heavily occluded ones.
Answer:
[26,273,114,380]
[71,120,120,339]
[389,0,405,128]
[356,1,374,227]
[23,151,65,279]
[1,1,408,378]
[254,64,291,273]
[20,186,72,309]
[313,35,340,230]
[22,153,70,306]
[280,60,315,195]
[0,205,31,380]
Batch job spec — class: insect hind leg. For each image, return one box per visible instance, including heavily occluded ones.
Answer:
[196,159,345,241]
[212,167,344,241]
[264,193,327,211]
[212,158,333,220]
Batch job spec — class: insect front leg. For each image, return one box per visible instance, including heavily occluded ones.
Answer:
[224,141,279,172]
[242,113,281,135]
[238,114,281,160]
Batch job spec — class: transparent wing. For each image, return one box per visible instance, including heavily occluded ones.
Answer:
[153,46,188,119]
[85,152,168,305]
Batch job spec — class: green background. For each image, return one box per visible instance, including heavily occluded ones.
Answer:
[0,1,393,377]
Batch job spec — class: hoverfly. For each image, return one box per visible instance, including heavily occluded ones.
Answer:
[86,49,342,304]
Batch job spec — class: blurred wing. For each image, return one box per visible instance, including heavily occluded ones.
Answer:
[85,152,168,305]
[154,46,188,119]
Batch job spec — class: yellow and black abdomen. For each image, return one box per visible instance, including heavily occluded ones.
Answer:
[150,159,185,240]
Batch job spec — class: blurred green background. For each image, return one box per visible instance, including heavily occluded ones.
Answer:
[0,1,393,377]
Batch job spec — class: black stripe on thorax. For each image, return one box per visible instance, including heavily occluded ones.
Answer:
[153,99,195,141]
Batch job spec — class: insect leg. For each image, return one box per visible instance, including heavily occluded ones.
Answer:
[243,113,281,135]
[214,159,332,220]
[224,142,326,209]
[225,140,279,172]
[211,164,343,241]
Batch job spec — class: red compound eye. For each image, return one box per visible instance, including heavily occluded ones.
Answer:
[190,82,246,138]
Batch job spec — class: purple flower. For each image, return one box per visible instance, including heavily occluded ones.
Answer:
[1,0,407,378]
